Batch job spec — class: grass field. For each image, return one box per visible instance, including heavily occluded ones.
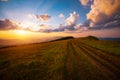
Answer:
[0,37,120,80]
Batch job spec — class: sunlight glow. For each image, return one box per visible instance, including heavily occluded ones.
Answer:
[15,30,28,35]
[20,22,41,32]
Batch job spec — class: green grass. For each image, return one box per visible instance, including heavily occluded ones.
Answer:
[77,38,120,55]
[0,38,120,80]
[0,40,68,80]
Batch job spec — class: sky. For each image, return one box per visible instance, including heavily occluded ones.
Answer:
[0,0,120,40]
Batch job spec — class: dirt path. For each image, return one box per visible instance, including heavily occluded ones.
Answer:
[65,40,120,80]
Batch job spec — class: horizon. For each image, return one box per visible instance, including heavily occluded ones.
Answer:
[1,35,120,48]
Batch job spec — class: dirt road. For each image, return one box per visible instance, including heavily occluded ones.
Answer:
[66,39,120,80]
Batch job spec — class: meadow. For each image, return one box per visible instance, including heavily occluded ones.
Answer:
[0,36,120,80]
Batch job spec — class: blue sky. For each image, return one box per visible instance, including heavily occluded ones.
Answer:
[0,0,88,25]
[0,0,120,38]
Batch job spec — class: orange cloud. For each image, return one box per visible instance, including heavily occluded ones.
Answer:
[35,14,51,22]
[28,14,51,22]
[87,0,120,23]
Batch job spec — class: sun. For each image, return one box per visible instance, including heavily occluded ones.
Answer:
[15,30,28,35]
[17,30,26,34]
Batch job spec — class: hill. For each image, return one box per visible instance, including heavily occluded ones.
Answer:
[81,36,99,40]
[50,36,74,41]
[0,36,120,80]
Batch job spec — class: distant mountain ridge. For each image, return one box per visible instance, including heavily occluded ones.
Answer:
[99,38,120,41]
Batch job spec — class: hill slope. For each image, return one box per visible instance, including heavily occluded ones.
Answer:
[0,37,120,80]
[50,36,74,42]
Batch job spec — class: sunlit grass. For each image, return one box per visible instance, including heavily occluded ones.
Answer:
[0,38,120,80]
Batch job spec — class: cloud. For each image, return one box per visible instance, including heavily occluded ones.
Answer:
[23,23,52,32]
[59,13,65,18]
[28,14,35,19]
[27,12,81,32]
[62,25,89,33]
[81,0,120,30]
[0,0,8,2]
[75,27,120,38]
[74,23,89,32]
[35,14,51,21]
[79,0,91,6]
[0,19,19,30]
[54,12,80,32]
[28,14,51,22]
[74,24,81,29]
[87,0,120,23]
[65,11,79,26]
[27,12,80,32]
[103,20,120,28]
[38,24,52,32]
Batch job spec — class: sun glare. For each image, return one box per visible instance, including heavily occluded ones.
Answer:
[15,30,28,35]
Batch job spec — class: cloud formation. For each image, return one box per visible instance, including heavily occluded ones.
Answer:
[66,11,79,26]
[54,12,79,31]
[27,12,81,32]
[28,14,35,19]
[1,0,119,34]
[35,14,51,21]
[0,19,19,30]
[79,0,120,30]
[21,23,52,32]
[59,13,65,18]
[38,24,52,32]
[87,0,120,23]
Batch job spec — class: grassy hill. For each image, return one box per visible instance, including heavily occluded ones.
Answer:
[0,36,120,80]
[81,35,99,40]
[50,36,74,42]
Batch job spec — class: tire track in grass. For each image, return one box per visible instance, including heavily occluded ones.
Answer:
[79,42,120,79]
[66,39,95,80]
[66,40,80,80]
[66,40,107,80]
[78,41,120,69]
[71,40,110,80]
[81,44,120,79]
[81,42,120,69]
[66,41,73,78]
[73,40,119,80]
